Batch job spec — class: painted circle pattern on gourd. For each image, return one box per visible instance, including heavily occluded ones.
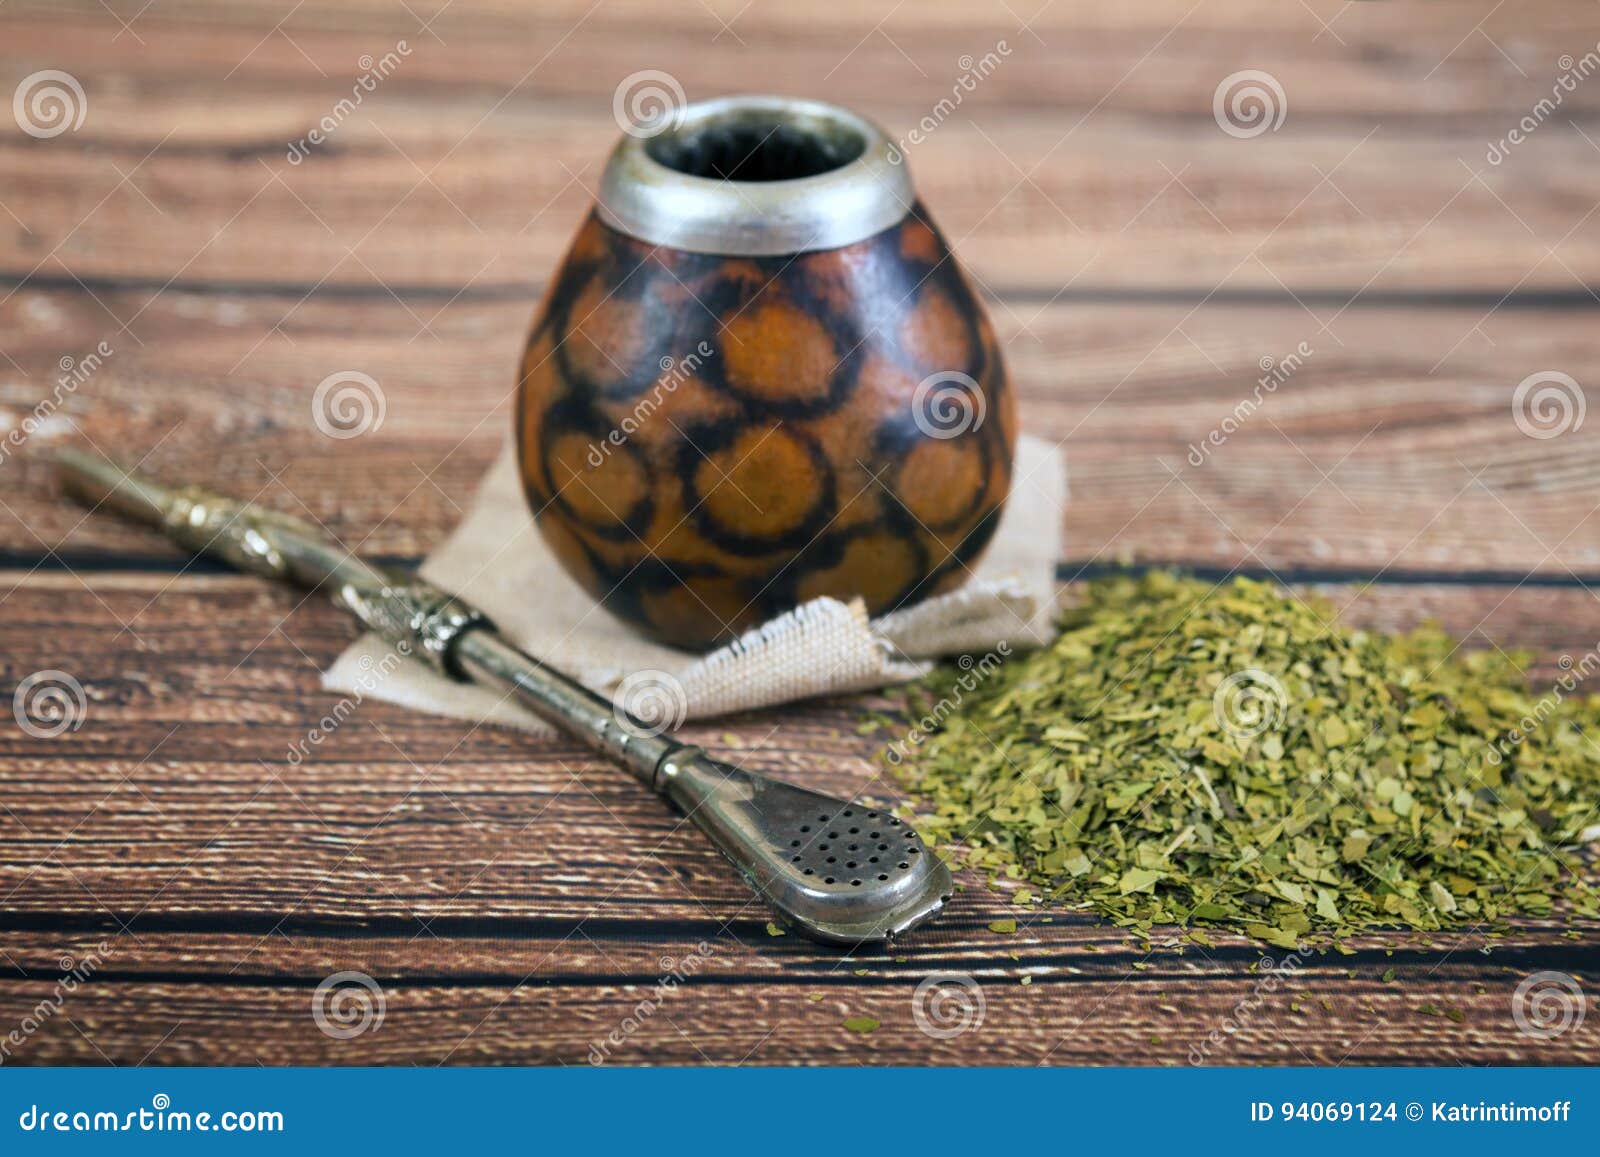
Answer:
[516,204,1015,650]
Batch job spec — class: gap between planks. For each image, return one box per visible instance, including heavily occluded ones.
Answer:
[7,270,1600,311]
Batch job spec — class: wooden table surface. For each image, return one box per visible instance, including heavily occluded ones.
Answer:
[3,0,1599,1066]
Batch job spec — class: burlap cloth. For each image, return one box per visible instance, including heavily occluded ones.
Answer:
[324,435,1065,732]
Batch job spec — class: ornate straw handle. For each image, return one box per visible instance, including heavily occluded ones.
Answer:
[53,447,953,944]
[56,447,671,783]
[159,484,322,583]
[331,579,490,679]
[55,450,490,679]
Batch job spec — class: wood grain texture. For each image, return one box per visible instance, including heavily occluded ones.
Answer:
[2,575,1599,1065]
[4,290,1600,575]
[6,101,1594,296]
[1,3,1599,296]
[4,0,1600,1067]
[4,574,1598,924]
[4,961,1598,1067]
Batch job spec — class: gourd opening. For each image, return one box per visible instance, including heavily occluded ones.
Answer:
[646,113,866,182]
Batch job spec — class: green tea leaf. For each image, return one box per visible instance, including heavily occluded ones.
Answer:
[886,572,1600,947]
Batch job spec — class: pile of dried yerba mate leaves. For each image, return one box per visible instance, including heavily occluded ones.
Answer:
[887,572,1600,948]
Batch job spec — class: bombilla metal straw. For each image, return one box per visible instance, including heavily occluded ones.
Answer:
[55,449,953,946]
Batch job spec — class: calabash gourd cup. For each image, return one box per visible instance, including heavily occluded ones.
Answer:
[517,95,1016,650]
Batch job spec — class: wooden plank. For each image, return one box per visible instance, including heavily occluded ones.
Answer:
[8,110,1593,296]
[4,921,1594,985]
[2,574,1598,926]
[4,290,1600,575]
[1,8,1599,294]
[2,954,1596,1065]
[13,0,1600,124]
[23,0,1600,36]
[4,0,1600,1071]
